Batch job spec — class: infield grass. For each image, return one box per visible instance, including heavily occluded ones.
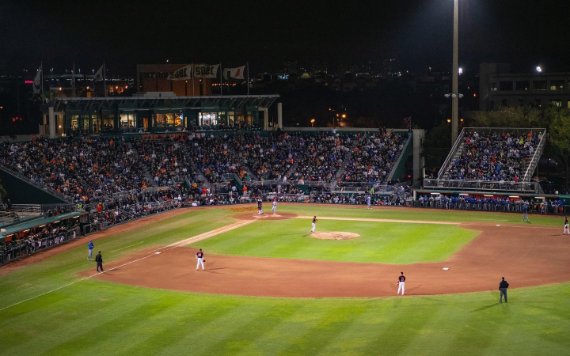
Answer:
[0,204,568,356]
[195,219,478,263]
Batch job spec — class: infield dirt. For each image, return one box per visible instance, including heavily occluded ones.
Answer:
[91,210,570,298]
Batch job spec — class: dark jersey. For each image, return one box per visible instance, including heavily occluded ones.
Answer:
[197,251,204,259]
[312,217,317,223]
[398,275,406,282]
[499,280,509,289]
[257,200,262,209]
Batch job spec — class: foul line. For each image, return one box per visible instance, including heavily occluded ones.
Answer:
[0,219,255,313]
[296,215,460,225]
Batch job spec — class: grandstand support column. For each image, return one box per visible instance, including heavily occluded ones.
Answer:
[40,111,47,135]
[451,0,459,145]
[412,129,425,188]
[277,102,283,129]
[48,106,56,138]
[260,107,269,130]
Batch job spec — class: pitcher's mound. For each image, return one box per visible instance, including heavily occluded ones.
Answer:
[311,231,360,240]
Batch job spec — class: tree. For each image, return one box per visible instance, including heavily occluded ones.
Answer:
[469,106,544,127]
[547,108,570,193]
[423,121,451,176]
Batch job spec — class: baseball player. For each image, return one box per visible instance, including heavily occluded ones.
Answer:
[499,277,509,303]
[397,272,406,295]
[196,248,205,271]
[366,195,372,209]
[564,216,569,235]
[311,216,317,233]
[257,198,263,215]
[87,240,94,260]
[522,201,529,222]
[271,198,278,214]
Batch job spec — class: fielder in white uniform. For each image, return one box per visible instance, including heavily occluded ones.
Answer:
[196,248,205,271]
[564,216,569,235]
[311,216,317,233]
[272,198,277,214]
[397,272,406,295]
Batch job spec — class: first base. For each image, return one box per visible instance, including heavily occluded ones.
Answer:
[442,267,449,271]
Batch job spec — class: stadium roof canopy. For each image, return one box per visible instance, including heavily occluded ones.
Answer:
[50,94,280,112]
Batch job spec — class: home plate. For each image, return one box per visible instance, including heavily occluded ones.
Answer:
[442,267,450,271]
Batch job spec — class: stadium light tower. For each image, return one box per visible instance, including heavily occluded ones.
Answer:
[451,0,460,145]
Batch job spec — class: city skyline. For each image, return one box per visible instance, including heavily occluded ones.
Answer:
[1,0,569,75]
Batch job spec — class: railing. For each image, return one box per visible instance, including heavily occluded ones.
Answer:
[437,127,466,179]
[423,178,539,193]
[523,131,547,182]
[10,204,42,213]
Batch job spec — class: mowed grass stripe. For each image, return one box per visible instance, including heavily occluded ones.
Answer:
[166,303,274,355]
[314,301,395,355]
[0,283,147,355]
[99,292,213,355]
[197,302,303,355]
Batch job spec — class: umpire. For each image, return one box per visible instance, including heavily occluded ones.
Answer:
[96,251,104,272]
[499,277,509,303]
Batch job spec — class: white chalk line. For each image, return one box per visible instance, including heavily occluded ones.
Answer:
[0,219,255,313]
[296,216,460,225]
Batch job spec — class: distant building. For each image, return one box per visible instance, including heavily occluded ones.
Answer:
[479,63,570,111]
[136,64,212,96]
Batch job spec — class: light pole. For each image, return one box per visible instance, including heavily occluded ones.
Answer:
[451,0,459,145]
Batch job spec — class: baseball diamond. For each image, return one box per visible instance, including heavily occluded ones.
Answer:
[91,207,569,298]
[1,204,570,356]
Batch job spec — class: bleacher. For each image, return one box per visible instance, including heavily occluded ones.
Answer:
[424,127,546,193]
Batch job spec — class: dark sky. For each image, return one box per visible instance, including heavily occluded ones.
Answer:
[1,0,569,74]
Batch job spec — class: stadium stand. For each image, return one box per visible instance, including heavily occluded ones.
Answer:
[3,127,564,265]
[424,127,546,192]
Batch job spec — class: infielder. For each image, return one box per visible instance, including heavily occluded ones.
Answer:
[257,198,263,215]
[311,216,318,233]
[564,216,569,235]
[196,248,205,271]
[271,198,277,214]
[397,272,406,295]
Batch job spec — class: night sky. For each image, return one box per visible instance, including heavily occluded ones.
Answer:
[1,0,569,74]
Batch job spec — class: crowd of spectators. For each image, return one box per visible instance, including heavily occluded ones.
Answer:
[0,219,80,264]
[444,129,543,182]
[415,194,565,214]
[3,128,566,266]
[0,131,409,201]
[342,131,406,184]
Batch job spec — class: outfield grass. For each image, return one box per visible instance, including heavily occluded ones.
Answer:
[0,205,568,356]
[196,219,478,263]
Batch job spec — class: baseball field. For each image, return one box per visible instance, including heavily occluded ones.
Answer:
[1,204,569,355]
